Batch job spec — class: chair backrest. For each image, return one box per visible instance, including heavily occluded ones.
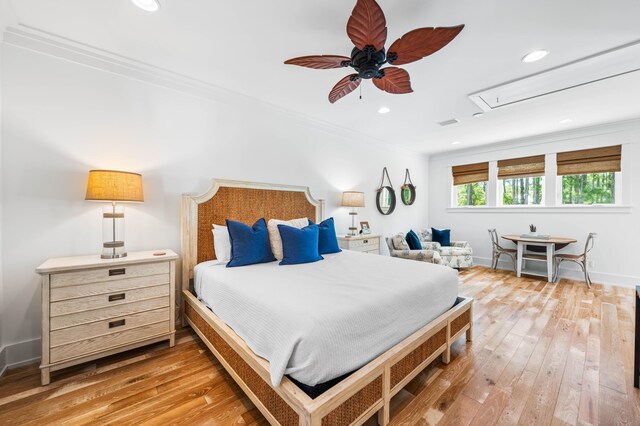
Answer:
[488,229,500,249]
[583,233,597,257]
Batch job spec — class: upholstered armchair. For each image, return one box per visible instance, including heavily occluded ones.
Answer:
[385,234,443,265]
[416,229,474,269]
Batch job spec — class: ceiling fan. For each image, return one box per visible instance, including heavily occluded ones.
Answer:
[285,0,464,103]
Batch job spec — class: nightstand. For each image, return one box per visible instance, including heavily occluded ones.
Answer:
[338,235,381,254]
[36,249,178,385]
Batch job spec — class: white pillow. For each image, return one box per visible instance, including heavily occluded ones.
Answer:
[212,224,231,263]
[268,218,310,260]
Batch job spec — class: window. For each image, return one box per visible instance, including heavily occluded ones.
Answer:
[562,172,615,204]
[498,155,545,206]
[501,176,544,205]
[449,144,623,209]
[557,145,621,205]
[457,182,487,206]
[452,162,488,206]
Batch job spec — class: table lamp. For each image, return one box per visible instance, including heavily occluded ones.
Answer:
[85,170,144,259]
[341,191,365,237]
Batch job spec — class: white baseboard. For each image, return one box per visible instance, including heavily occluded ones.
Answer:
[0,345,6,377]
[474,256,639,288]
[0,338,41,377]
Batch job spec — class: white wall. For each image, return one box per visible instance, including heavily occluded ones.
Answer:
[0,42,429,365]
[0,0,18,374]
[429,121,640,286]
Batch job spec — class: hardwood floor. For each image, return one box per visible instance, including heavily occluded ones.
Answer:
[1,266,638,425]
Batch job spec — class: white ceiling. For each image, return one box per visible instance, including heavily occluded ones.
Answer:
[7,0,640,153]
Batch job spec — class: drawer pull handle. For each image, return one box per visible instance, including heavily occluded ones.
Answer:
[109,293,126,302]
[109,268,126,276]
[364,240,368,244]
[109,319,126,329]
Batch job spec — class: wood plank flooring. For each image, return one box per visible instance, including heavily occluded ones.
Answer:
[1,266,638,425]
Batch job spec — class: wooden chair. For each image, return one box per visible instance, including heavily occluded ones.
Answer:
[488,229,517,271]
[553,233,597,288]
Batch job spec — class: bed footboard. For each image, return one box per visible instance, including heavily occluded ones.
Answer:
[183,291,472,426]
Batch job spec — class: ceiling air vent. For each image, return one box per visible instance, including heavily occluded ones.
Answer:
[439,118,459,127]
[469,40,640,112]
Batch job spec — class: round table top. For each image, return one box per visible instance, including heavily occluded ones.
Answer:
[502,234,577,244]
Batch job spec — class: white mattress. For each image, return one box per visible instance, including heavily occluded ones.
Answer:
[194,250,459,387]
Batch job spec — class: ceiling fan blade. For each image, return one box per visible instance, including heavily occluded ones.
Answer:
[284,55,352,70]
[347,0,387,51]
[387,25,464,65]
[372,68,413,94]
[329,74,361,103]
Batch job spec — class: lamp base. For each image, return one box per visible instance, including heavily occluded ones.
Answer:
[102,240,127,259]
[348,209,358,236]
[101,252,128,259]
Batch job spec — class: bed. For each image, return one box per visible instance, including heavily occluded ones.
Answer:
[181,179,473,426]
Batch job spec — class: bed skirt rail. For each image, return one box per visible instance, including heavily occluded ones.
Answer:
[183,291,473,426]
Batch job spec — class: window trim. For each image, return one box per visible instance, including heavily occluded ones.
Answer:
[449,148,628,211]
[557,171,621,206]
[446,205,632,213]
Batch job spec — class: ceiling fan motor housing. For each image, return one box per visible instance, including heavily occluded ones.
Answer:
[351,46,386,79]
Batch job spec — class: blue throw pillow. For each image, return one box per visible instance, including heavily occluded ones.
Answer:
[309,218,342,255]
[432,227,451,247]
[226,218,276,267]
[278,224,324,265]
[406,230,423,250]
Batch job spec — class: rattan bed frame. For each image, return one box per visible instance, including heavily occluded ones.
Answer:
[181,179,473,426]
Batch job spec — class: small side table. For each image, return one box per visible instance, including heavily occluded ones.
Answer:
[337,234,381,255]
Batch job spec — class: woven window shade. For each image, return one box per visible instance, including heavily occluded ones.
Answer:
[452,162,489,185]
[556,145,621,176]
[497,155,545,179]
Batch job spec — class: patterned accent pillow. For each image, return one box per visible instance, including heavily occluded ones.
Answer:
[418,228,432,242]
[391,233,410,251]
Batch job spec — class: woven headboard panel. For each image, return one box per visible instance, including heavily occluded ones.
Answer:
[181,180,324,289]
[197,186,318,263]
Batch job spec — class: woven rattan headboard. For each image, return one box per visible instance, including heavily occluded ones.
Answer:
[181,179,325,289]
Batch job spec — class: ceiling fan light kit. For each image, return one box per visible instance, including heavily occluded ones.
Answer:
[285,0,464,103]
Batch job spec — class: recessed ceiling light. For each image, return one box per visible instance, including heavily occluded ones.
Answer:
[522,49,549,63]
[473,112,484,118]
[132,0,160,12]
[559,118,573,124]
[377,106,391,114]
[451,141,461,145]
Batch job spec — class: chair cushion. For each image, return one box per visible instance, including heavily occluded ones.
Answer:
[432,228,451,247]
[417,228,432,242]
[406,230,423,250]
[391,233,410,251]
[439,246,473,257]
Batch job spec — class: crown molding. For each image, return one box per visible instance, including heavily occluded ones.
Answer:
[2,24,421,157]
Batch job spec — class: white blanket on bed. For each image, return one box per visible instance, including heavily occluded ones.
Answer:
[194,250,458,387]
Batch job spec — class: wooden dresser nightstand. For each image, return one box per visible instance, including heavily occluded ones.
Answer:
[337,234,381,254]
[36,249,178,385]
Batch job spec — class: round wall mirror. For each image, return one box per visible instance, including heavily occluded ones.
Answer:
[401,169,416,205]
[401,184,416,205]
[376,186,396,215]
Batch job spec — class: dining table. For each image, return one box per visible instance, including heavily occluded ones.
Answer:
[501,234,578,282]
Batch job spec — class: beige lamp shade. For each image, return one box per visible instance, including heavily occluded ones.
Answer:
[341,191,365,208]
[85,170,144,202]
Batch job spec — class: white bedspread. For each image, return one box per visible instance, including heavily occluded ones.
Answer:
[194,250,458,387]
